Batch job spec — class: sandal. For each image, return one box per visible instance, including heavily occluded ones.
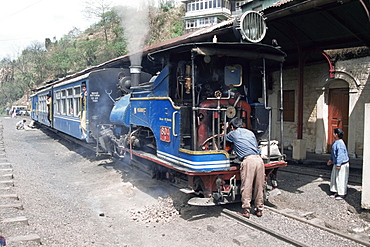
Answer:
[238,209,250,218]
[256,210,263,217]
[329,193,337,198]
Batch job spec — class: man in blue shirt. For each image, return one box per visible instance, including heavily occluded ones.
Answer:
[327,128,349,200]
[226,117,265,218]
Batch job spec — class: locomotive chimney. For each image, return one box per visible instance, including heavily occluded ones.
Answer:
[129,65,142,87]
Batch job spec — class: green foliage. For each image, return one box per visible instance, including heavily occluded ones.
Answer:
[148,4,185,45]
[0,4,184,112]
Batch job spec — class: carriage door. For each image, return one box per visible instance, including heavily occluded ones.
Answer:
[327,87,349,152]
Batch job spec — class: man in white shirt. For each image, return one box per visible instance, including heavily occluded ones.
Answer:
[16,119,26,130]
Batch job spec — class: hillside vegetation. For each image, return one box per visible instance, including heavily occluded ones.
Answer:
[0,3,185,113]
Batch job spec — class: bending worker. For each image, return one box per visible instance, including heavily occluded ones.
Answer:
[225,117,265,218]
[16,119,26,130]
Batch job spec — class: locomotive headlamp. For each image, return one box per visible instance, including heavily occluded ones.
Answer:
[234,11,267,43]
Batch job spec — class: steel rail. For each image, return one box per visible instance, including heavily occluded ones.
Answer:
[39,125,368,246]
[221,208,310,247]
[264,206,370,247]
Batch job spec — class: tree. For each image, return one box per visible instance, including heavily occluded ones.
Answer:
[0,2,185,113]
[148,3,185,45]
[0,58,14,85]
[84,0,113,44]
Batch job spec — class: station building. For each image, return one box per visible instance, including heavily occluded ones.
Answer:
[181,0,370,159]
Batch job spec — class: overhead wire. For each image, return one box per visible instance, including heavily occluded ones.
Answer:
[0,0,43,22]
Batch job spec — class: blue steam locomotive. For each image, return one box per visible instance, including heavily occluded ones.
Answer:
[30,11,287,205]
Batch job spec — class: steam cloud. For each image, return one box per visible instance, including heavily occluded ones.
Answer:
[115,0,157,66]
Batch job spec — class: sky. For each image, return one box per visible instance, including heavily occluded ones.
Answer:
[0,0,144,60]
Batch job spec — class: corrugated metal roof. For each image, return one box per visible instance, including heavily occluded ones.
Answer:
[270,0,294,8]
[263,0,370,65]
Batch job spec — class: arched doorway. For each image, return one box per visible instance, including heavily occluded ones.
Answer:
[327,80,349,152]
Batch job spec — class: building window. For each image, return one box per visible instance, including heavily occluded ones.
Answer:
[210,17,217,24]
[283,90,295,122]
[236,1,248,10]
[186,20,196,28]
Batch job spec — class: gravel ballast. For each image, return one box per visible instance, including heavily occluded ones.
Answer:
[0,116,369,246]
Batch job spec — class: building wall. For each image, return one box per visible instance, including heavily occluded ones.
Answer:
[270,57,370,157]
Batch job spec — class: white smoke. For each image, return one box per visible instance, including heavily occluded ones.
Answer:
[115,0,158,65]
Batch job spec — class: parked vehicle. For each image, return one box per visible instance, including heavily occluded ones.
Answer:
[11,106,29,116]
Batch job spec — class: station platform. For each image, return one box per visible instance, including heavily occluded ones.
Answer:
[283,149,363,171]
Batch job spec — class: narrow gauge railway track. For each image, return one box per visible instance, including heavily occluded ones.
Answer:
[222,208,310,247]
[221,207,370,247]
[42,127,369,246]
[123,156,369,246]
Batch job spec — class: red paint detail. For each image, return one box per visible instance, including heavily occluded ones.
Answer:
[322,52,335,79]
[160,126,171,142]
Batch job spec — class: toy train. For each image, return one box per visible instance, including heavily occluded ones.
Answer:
[30,11,287,206]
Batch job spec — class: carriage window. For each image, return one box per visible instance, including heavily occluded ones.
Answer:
[55,91,61,114]
[74,87,80,95]
[55,91,61,99]
[60,90,66,115]
[283,90,295,122]
[224,65,242,87]
[74,87,81,117]
[68,98,74,115]
[66,88,74,116]
[39,95,46,113]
